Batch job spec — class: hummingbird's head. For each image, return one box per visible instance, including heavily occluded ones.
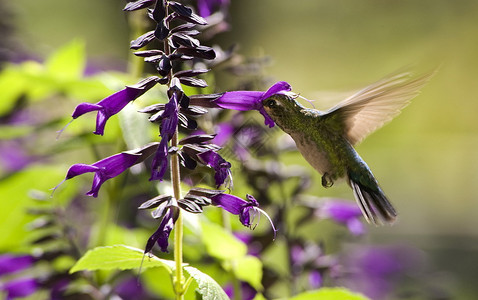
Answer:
[262,94,304,130]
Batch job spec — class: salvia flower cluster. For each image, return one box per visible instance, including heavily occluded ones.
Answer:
[56,0,285,253]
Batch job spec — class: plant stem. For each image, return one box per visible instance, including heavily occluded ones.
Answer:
[171,130,184,299]
[160,1,184,297]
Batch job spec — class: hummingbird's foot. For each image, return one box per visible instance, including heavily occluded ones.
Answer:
[322,173,334,188]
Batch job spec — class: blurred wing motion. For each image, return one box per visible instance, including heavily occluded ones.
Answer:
[327,71,434,145]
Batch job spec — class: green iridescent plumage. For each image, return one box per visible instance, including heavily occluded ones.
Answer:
[262,71,432,225]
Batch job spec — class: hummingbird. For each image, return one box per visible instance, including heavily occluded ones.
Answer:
[262,71,431,225]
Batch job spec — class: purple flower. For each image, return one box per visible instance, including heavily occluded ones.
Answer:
[309,270,322,289]
[197,150,232,188]
[197,0,230,17]
[1,278,38,300]
[316,200,365,236]
[0,255,34,276]
[199,81,292,128]
[211,193,276,236]
[0,141,37,172]
[224,282,256,300]
[71,76,158,135]
[114,277,148,300]
[210,123,235,147]
[339,245,424,300]
[145,206,179,253]
[160,92,179,139]
[56,143,159,197]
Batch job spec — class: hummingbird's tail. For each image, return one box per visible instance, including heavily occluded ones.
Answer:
[349,177,397,225]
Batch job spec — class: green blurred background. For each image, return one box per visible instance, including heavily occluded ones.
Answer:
[6,0,478,298]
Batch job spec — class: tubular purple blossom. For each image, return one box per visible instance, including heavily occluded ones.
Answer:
[56,143,159,197]
[197,150,232,188]
[144,206,179,253]
[0,255,34,276]
[211,193,276,237]
[201,81,292,127]
[1,278,38,299]
[71,76,159,135]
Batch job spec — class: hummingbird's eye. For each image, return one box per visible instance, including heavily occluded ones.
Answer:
[265,99,277,108]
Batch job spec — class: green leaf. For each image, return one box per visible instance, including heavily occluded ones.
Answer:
[184,266,229,300]
[200,221,247,261]
[46,39,86,81]
[70,245,175,274]
[234,255,263,291]
[289,288,370,300]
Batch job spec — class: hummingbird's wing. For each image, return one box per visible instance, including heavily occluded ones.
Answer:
[325,71,433,145]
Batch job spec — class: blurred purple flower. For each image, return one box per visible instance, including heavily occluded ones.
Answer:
[197,0,230,17]
[316,200,365,235]
[224,282,256,300]
[56,143,159,197]
[309,270,322,289]
[71,76,158,135]
[210,123,234,147]
[197,150,232,188]
[0,255,34,276]
[234,232,261,257]
[198,81,292,128]
[1,278,38,300]
[114,277,148,300]
[211,193,276,236]
[339,245,424,300]
[0,141,36,172]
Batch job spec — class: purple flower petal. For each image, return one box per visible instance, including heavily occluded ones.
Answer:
[262,81,291,99]
[60,143,159,197]
[144,207,178,253]
[309,270,322,289]
[0,255,34,276]
[150,138,169,181]
[317,200,366,236]
[71,76,158,135]
[320,200,362,223]
[213,81,292,127]
[211,193,276,237]
[258,107,275,128]
[214,91,263,111]
[197,150,232,187]
[212,123,235,146]
[161,93,179,139]
[211,193,244,215]
[346,218,366,236]
[1,278,38,299]
[197,0,230,17]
